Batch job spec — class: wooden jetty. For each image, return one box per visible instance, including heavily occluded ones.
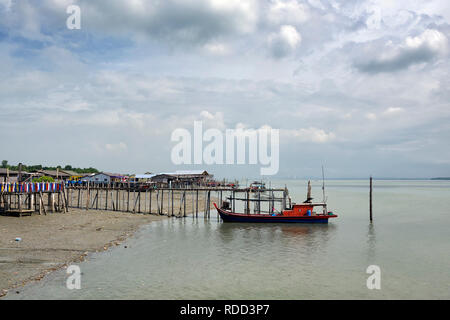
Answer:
[0,182,68,217]
[1,181,290,219]
[65,183,289,218]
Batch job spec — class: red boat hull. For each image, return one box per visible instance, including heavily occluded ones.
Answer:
[214,203,337,223]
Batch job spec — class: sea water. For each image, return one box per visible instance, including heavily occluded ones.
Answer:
[6,180,450,299]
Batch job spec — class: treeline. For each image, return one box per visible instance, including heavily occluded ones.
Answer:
[1,160,99,174]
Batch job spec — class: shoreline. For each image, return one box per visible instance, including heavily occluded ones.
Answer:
[1,190,217,297]
[0,209,168,297]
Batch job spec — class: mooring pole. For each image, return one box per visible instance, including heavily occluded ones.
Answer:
[196,189,199,218]
[370,176,373,222]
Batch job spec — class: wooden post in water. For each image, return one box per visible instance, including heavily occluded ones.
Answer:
[149,189,152,214]
[85,183,90,211]
[161,189,164,215]
[171,188,174,216]
[183,189,186,217]
[196,190,199,218]
[105,187,108,210]
[370,176,373,222]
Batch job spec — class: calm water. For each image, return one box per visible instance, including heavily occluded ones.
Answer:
[6,180,450,299]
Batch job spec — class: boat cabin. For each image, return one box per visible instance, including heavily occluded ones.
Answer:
[282,204,314,216]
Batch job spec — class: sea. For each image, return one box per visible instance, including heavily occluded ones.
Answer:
[6,179,450,299]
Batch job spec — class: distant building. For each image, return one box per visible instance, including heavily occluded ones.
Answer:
[134,174,156,183]
[81,173,111,184]
[36,169,71,181]
[140,170,213,187]
[80,172,126,184]
[168,170,213,185]
[103,172,127,183]
[150,174,176,186]
[0,168,18,182]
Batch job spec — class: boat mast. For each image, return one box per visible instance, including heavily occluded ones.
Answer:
[322,165,327,214]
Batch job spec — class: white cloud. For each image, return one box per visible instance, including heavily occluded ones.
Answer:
[285,127,336,143]
[382,107,404,116]
[105,142,128,153]
[1,1,450,177]
[203,42,231,55]
[268,0,309,25]
[405,29,448,54]
[366,113,377,120]
[268,25,302,58]
[355,29,448,73]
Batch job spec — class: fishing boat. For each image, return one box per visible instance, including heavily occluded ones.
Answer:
[214,179,337,223]
[249,181,266,192]
[214,202,337,223]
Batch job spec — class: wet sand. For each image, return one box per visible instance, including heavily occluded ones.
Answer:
[0,192,216,297]
[0,209,166,296]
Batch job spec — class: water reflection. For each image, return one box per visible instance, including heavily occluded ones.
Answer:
[366,223,377,262]
[217,223,337,252]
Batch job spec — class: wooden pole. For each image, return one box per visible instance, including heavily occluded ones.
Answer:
[85,182,90,211]
[149,189,152,214]
[370,176,373,222]
[18,163,22,183]
[196,189,199,218]
[183,189,186,217]
[171,188,174,216]
[127,184,130,212]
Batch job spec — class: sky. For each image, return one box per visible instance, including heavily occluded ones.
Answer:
[0,0,449,179]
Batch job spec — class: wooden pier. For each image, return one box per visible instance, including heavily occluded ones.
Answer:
[0,183,68,217]
[65,184,289,218]
[1,181,290,218]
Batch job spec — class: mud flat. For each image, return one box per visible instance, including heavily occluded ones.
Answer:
[0,209,169,296]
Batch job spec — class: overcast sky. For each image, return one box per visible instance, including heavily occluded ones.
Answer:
[1,0,449,179]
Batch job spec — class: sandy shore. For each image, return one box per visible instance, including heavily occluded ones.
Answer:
[0,189,217,297]
[0,209,169,296]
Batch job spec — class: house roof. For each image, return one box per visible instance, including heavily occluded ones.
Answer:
[175,170,209,175]
[135,174,157,179]
[103,172,125,178]
[37,170,70,177]
[0,168,19,175]
[60,170,80,176]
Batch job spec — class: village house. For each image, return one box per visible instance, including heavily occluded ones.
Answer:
[81,172,126,184]
[36,169,71,181]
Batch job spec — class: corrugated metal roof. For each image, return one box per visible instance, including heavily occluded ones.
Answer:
[135,174,157,179]
[174,170,208,175]
[0,168,19,175]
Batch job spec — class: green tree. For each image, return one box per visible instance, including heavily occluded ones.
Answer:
[1,160,8,168]
[33,176,55,183]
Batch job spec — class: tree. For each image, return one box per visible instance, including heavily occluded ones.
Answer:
[33,176,55,183]
[64,165,73,170]
[1,160,7,168]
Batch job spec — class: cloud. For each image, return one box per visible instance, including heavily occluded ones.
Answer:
[285,127,336,143]
[366,113,377,120]
[355,29,448,73]
[267,0,309,25]
[82,0,258,46]
[382,107,404,116]
[203,42,230,55]
[268,25,302,58]
[1,1,450,177]
[105,142,128,153]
